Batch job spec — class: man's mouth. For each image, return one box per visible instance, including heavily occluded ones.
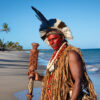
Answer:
[51,45,56,48]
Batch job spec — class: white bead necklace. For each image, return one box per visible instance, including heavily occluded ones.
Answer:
[47,42,66,72]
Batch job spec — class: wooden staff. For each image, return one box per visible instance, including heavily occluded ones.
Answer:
[26,43,39,100]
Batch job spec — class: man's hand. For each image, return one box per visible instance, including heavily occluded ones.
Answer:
[34,72,40,81]
[27,71,44,81]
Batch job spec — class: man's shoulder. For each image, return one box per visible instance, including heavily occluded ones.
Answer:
[65,45,81,53]
[64,44,82,59]
[66,45,84,64]
[68,50,81,60]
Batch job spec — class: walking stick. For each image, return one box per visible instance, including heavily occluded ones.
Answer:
[26,43,39,100]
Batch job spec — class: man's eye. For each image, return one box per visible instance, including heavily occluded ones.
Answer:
[53,38,57,40]
[48,38,57,42]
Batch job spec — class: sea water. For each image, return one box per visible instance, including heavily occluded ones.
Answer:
[14,48,100,100]
[39,49,100,74]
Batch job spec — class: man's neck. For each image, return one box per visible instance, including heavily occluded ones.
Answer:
[54,41,65,51]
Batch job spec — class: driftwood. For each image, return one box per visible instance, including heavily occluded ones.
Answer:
[26,43,39,100]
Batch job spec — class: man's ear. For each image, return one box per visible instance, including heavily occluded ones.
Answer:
[62,35,65,41]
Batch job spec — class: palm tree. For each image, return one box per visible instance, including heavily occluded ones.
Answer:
[0,39,3,47]
[1,23,10,32]
[0,23,10,51]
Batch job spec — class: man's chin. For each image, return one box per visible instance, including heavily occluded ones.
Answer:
[52,47,58,51]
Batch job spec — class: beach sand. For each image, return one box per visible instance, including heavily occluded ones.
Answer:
[0,51,42,100]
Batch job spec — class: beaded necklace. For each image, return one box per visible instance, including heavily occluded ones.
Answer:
[47,42,67,72]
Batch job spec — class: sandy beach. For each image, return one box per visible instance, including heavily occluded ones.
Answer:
[0,51,42,100]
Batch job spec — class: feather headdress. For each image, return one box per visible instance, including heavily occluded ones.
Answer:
[31,6,73,45]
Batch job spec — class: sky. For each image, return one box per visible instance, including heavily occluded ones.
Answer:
[0,0,100,49]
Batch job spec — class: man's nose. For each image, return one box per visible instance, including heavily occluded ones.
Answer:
[49,40,54,45]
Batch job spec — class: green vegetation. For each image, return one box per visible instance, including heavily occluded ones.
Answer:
[1,23,10,32]
[0,23,23,51]
[0,39,23,51]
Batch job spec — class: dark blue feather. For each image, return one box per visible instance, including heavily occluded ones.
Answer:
[31,6,49,27]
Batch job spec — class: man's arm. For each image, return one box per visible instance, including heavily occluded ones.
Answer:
[68,50,83,100]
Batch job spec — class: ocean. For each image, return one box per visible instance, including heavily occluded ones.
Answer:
[15,48,100,100]
[38,48,100,75]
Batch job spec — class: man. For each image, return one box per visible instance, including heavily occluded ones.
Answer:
[30,7,97,100]
[33,19,97,100]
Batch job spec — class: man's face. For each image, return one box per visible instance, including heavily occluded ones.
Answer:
[47,34,64,51]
